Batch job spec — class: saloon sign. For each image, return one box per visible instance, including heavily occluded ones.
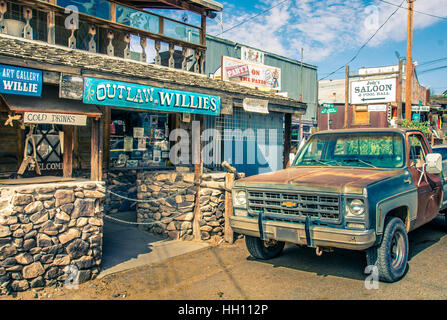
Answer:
[350,78,396,104]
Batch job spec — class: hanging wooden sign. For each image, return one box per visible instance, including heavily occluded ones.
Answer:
[24,112,87,126]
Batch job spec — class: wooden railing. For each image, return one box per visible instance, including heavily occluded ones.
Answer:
[0,0,207,73]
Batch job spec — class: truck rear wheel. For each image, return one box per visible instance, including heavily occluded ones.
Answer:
[366,217,408,283]
[245,236,285,260]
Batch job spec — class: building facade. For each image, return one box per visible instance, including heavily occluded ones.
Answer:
[0,0,307,292]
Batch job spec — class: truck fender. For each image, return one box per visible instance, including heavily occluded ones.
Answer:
[376,189,418,235]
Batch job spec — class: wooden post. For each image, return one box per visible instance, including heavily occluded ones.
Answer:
[90,118,99,181]
[224,172,234,244]
[397,59,403,120]
[193,116,203,241]
[344,65,349,128]
[98,116,104,181]
[104,107,110,171]
[63,125,74,178]
[405,0,414,121]
[283,113,291,169]
[200,14,206,46]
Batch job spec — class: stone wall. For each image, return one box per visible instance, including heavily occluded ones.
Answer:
[135,171,229,242]
[105,170,138,214]
[199,173,227,241]
[0,181,105,294]
[136,171,196,240]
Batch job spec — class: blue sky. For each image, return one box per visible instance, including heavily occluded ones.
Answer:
[153,0,447,95]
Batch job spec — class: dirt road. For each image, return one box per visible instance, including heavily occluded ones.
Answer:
[2,216,447,300]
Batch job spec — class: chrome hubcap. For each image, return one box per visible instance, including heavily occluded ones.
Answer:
[390,231,405,269]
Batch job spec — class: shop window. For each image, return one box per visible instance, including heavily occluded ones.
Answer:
[110,110,170,168]
[24,124,63,176]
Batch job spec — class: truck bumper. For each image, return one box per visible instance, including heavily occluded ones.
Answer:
[230,216,376,251]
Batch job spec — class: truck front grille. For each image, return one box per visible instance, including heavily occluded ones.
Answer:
[247,190,341,222]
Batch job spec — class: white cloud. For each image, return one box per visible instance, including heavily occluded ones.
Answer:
[206,0,447,63]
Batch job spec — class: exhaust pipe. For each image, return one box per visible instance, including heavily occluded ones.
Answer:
[316,247,323,256]
[316,247,334,256]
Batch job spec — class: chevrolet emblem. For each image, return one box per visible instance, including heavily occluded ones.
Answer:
[282,201,298,208]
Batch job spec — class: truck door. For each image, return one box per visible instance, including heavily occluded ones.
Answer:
[407,133,442,228]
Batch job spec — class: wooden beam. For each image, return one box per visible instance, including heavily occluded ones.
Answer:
[104,107,111,171]
[224,172,234,244]
[0,55,81,75]
[90,118,99,181]
[200,13,206,46]
[193,115,203,241]
[63,125,74,178]
[283,113,291,169]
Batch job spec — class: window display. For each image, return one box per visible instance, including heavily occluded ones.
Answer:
[110,110,170,168]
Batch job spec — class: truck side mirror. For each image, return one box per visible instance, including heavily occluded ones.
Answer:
[426,153,442,174]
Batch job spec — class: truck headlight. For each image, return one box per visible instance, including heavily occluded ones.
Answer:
[347,199,365,216]
[233,190,247,207]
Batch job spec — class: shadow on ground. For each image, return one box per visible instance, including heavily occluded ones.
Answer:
[249,216,447,282]
[101,211,167,270]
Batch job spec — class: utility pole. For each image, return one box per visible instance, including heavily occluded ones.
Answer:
[405,0,414,121]
[344,65,349,128]
[397,58,403,120]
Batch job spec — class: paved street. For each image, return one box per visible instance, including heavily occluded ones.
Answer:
[2,215,447,300]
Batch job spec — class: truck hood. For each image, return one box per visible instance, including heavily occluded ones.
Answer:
[235,166,404,194]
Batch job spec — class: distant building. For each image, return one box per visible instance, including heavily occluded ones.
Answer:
[318,64,430,131]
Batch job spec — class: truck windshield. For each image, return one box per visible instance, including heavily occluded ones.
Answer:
[293,132,405,169]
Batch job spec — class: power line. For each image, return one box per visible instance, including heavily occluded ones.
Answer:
[418,64,447,75]
[377,0,447,21]
[319,0,405,81]
[417,56,447,67]
[213,0,291,37]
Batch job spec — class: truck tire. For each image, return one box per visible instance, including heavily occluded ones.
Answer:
[245,236,285,260]
[366,217,408,283]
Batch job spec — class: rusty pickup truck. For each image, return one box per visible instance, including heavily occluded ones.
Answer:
[230,128,445,282]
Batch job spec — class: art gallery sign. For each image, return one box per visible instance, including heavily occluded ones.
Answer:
[350,78,396,104]
[221,56,281,91]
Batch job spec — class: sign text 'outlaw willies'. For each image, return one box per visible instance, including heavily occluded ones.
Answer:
[83,78,221,116]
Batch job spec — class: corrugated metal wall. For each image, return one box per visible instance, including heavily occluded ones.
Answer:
[205,35,318,121]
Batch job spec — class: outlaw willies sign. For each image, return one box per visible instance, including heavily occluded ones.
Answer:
[83,77,221,116]
[350,78,396,104]
[0,64,42,97]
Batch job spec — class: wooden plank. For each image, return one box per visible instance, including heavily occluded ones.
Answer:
[59,74,84,100]
[63,125,74,178]
[0,55,81,75]
[90,118,99,180]
[224,172,234,244]
[193,115,203,241]
[104,107,111,171]
[43,71,60,85]
[98,114,104,181]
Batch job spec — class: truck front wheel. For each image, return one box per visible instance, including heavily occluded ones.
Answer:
[245,236,285,260]
[366,217,409,282]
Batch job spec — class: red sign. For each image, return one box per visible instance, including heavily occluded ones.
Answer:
[226,64,249,78]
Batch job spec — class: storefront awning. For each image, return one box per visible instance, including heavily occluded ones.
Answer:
[0,86,102,118]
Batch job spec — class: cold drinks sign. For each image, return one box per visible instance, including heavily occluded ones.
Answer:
[0,64,42,97]
[350,78,396,104]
